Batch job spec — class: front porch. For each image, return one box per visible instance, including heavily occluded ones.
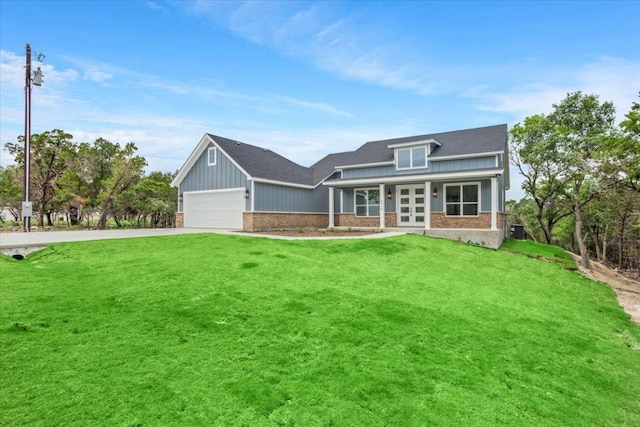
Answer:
[327,177,502,231]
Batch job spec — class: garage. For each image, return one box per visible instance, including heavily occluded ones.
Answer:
[183,188,245,229]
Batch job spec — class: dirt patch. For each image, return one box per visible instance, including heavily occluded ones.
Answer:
[572,254,640,325]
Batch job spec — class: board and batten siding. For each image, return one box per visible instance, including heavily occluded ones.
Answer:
[429,156,497,173]
[254,182,329,213]
[180,143,249,192]
[341,155,499,180]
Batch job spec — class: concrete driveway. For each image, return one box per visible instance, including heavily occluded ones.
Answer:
[0,228,233,249]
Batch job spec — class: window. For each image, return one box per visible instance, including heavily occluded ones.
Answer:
[208,147,217,166]
[355,189,380,217]
[396,146,426,170]
[445,183,479,216]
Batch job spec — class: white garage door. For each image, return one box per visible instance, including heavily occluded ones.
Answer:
[183,188,245,229]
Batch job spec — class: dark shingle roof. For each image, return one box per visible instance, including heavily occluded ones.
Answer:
[210,134,313,185]
[208,124,507,186]
[342,124,508,166]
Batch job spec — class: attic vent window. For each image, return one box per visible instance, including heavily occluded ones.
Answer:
[208,147,217,166]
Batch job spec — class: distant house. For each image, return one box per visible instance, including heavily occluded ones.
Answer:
[171,124,510,248]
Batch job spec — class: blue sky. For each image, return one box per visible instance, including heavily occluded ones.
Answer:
[1,0,638,200]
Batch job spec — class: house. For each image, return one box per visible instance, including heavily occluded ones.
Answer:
[171,124,510,248]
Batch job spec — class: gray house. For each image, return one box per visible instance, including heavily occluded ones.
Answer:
[171,124,510,247]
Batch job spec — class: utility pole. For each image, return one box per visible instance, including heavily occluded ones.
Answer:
[22,43,43,232]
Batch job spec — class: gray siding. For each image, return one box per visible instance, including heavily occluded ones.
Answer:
[180,143,248,192]
[342,165,397,179]
[341,155,498,179]
[255,182,328,213]
[429,156,497,173]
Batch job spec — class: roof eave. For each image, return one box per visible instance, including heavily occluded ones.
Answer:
[323,168,505,187]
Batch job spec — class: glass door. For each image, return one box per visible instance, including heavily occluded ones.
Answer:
[397,185,425,226]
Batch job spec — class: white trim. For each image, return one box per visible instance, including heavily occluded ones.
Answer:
[324,168,503,187]
[245,210,328,215]
[183,187,245,196]
[395,146,428,170]
[425,181,431,230]
[207,147,217,166]
[250,180,255,212]
[171,134,252,187]
[379,183,385,229]
[388,138,441,148]
[354,187,381,218]
[429,151,503,161]
[491,177,498,230]
[253,177,315,189]
[443,182,481,217]
[340,189,344,213]
[329,187,335,228]
[334,161,395,170]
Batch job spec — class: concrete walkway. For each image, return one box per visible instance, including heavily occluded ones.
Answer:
[0,228,405,249]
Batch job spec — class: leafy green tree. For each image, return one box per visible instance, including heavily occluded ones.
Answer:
[509,115,573,244]
[506,198,543,242]
[548,92,616,268]
[4,129,75,227]
[614,100,640,190]
[0,165,23,222]
[124,171,177,227]
[96,142,147,229]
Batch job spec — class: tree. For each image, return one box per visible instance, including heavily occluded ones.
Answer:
[509,115,573,244]
[96,142,147,229]
[614,100,640,190]
[0,165,23,221]
[549,92,616,269]
[506,198,542,242]
[121,171,177,228]
[4,129,75,227]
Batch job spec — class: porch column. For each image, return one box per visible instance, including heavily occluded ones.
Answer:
[379,183,385,229]
[491,177,498,230]
[328,186,335,228]
[424,181,431,230]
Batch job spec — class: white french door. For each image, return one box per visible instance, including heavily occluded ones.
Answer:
[397,185,425,227]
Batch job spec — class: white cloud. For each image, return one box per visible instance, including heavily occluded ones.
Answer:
[471,57,640,124]
[269,94,354,118]
[83,66,113,82]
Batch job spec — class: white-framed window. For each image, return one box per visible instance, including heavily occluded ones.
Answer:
[396,146,427,170]
[445,183,479,216]
[208,147,217,166]
[355,188,380,217]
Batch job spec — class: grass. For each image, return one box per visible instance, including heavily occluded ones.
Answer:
[1,234,639,426]
[500,238,578,270]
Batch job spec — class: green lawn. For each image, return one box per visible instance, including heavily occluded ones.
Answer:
[1,234,639,426]
[500,239,578,271]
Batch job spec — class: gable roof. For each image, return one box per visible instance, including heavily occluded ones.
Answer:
[211,135,313,185]
[172,124,508,188]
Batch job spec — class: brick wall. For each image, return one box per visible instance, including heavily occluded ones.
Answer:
[335,213,397,228]
[175,212,184,228]
[431,212,505,229]
[243,212,329,231]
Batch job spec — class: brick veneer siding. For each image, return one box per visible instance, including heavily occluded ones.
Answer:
[430,212,505,229]
[243,212,329,231]
[335,213,397,228]
[175,212,184,228]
